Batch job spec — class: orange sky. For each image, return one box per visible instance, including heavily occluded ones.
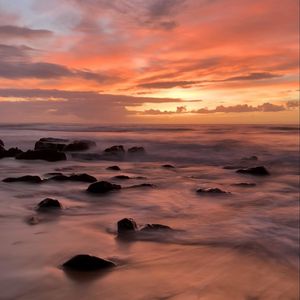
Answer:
[0,0,298,123]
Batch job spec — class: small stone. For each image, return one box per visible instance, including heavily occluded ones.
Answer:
[236,166,270,176]
[87,181,121,193]
[117,218,138,234]
[37,198,62,210]
[106,166,121,171]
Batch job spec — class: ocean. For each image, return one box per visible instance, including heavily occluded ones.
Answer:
[0,124,299,300]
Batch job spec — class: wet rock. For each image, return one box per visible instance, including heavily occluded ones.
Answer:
[64,140,96,152]
[27,216,40,225]
[0,139,4,147]
[45,172,64,177]
[140,224,172,232]
[128,146,145,154]
[0,147,23,159]
[16,150,67,162]
[35,137,68,151]
[113,175,130,180]
[162,164,175,169]
[48,173,97,183]
[197,188,229,194]
[62,254,116,272]
[37,198,62,210]
[232,182,257,187]
[87,181,121,193]
[104,145,125,155]
[106,165,121,171]
[236,166,270,176]
[3,175,43,183]
[127,183,155,189]
[117,218,138,234]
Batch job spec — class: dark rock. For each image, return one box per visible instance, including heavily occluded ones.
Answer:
[117,218,138,234]
[106,165,121,171]
[64,140,96,152]
[232,182,257,187]
[128,146,145,154]
[104,145,125,155]
[3,175,42,183]
[35,137,68,151]
[113,175,130,180]
[197,188,229,194]
[87,181,121,193]
[45,172,64,177]
[62,254,115,272]
[37,198,62,210]
[162,164,175,169]
[140,224,172,232]
[127,183,155,189]
[16,150,67,162]
[27,216,40,225]
[0,139,4,147]
[48,173,97,183]
[5,147,23,157]
[236,166,270,176]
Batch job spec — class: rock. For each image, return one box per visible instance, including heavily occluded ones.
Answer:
[117,218,138,234]
[128,146,145,154]
[40,137,69,143]
[62,254,116,272]
[236,166,270,176]
[87,181,121,193]
[127,183,155,189]
[113,175,130,180]
[197,188,229,194]
[64,140,96,152]
[27,216,40,225]
[35,137,68,151]
[106,165,121,171]
[16,150,67,162]
[37,198,62,210]
[45,172,64,177]
[3,175,43,183]
[232,182,257,187]
[242,155,258,161]
[140,224,172,232]
[0,139,4,147]
[48,173,97,183]
[0,147,23,159]
[161,164,175,169]
[104,145,125,155]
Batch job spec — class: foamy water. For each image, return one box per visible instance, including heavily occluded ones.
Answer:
[0,124,299,300]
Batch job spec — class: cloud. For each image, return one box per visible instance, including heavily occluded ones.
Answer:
[223,72,282,82]
[0,25,52,38]
[286,100,299,108]
[138,80,200,89]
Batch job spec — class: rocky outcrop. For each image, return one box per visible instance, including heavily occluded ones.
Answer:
[62,254,116,271]
[63,140,96,152]
[104,145,125,155]
[128,146,145,154]
[236,166,270,176]
[3,175,42,183]
[48,173,97,183]
[35,138,68,152]
[87,181,121,193]
[16,150,67,162]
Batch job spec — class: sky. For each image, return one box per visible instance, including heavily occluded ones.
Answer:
[0,0,299,124]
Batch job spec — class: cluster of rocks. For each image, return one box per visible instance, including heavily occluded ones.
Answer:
[0,139,23,159]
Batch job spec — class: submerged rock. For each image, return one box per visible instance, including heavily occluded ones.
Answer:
[140,224,172,232]
[128,146,145,154]
[16,150,67,162]
[62,254,116,271]
[232,182,257,187]
[127,183,155,189]
[37,198,62,210]
[64,140,96,152]
[35,138,67,151]
[27,215,40,225]
[48,173,97,183]
[236,166,270,176]
[3,175,42,183]
[104,145,125,155]
[106,165,121,171]
[113,175,130,180]
[197,188,229,194]
[87,181,121,193]
[117,218,138,234]
[161,164,175,169]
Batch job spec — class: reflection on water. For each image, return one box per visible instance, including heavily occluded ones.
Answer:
[0,124,299,299]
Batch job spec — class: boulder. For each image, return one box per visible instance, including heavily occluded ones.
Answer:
[3,175,42,183]
[113,175,130,180]
[161,164,175,169]
[37,198,62,210]
[106,165,121,171]
[128,146,145,154]
[62,254,115,271]
[48,173,97,183]
[197,188,229,194]
[35,137,68,151]
[64,140,96,152]
[140,224,172,232]
[117,218,138,234]
[16,150,67,162]
[236,166,270,176]
[0,147,23,159]
[87,181,121,193]
[104,145,125,155]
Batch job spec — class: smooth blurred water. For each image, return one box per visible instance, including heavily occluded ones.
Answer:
[0,124,299,300]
